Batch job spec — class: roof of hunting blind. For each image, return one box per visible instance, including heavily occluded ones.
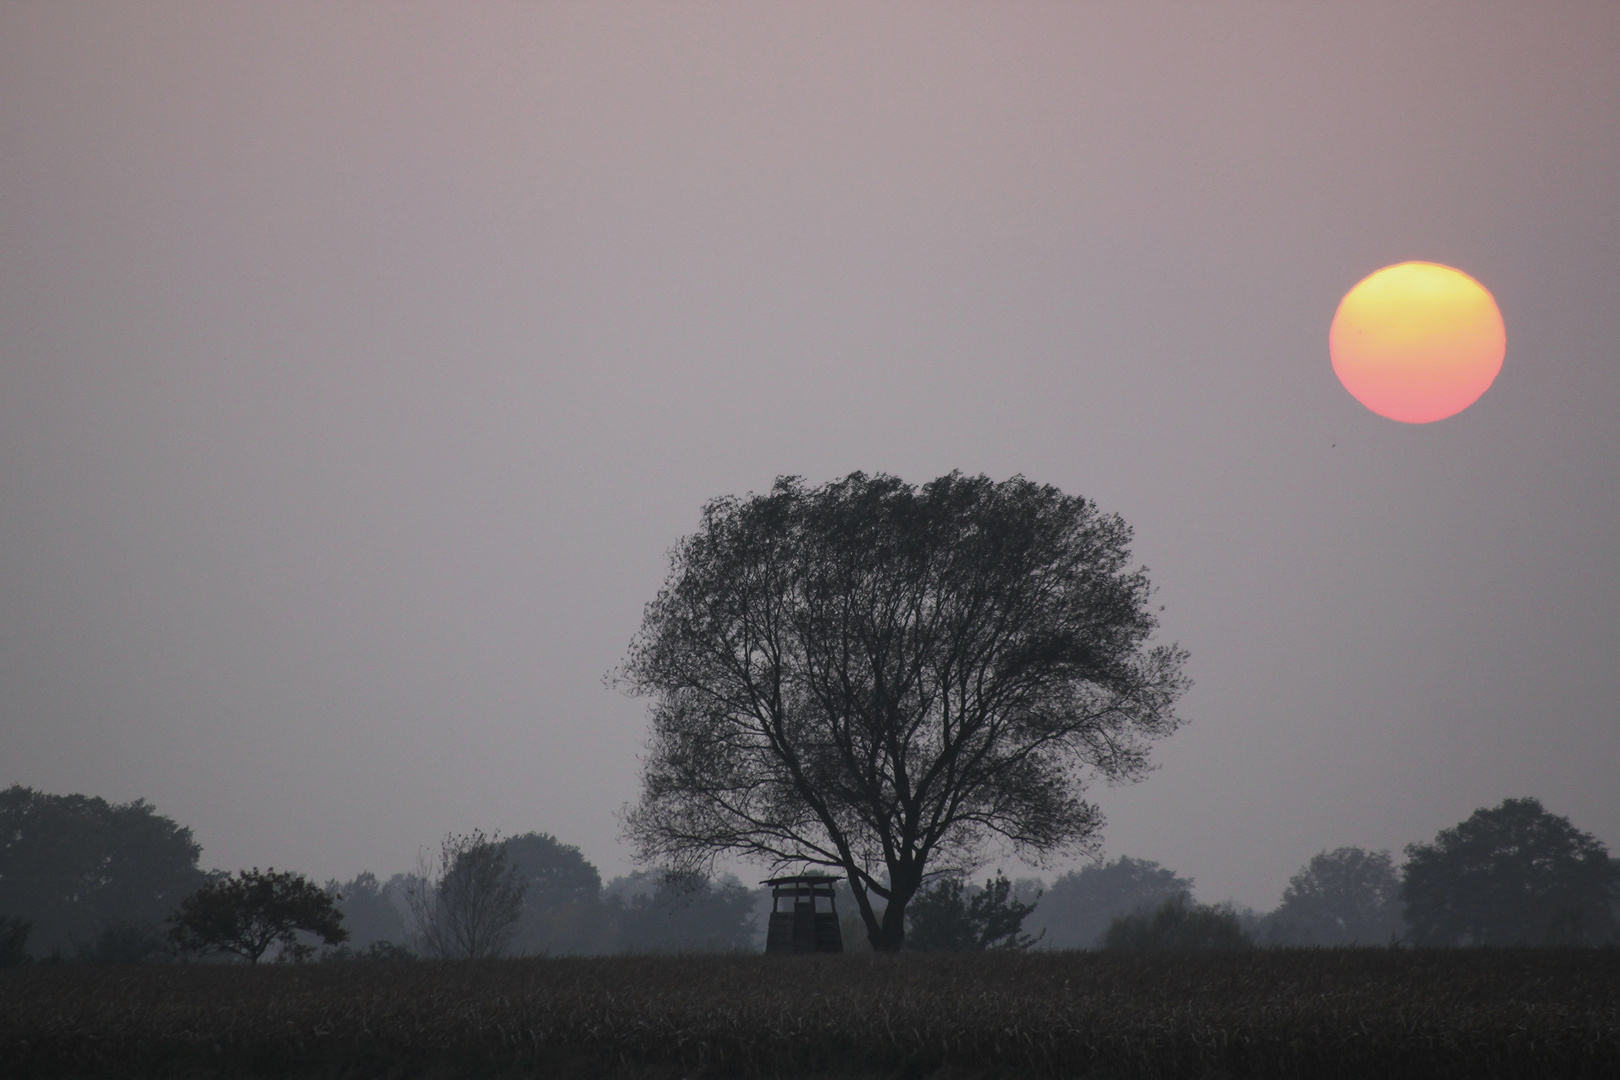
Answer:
[761,873,840,887]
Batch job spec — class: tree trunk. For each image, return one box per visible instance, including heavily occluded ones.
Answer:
[870,899,909,952]
[859,873,918,953]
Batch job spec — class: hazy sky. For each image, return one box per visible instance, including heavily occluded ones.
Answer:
[3,2,1616,909]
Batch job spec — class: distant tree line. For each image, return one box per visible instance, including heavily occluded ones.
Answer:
[2,784,1615,963]
[866,797,1620,952]
[0,786,759,963]
[344,829,760,960]
[967,797,1617,951]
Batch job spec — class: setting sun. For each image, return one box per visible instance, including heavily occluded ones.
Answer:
[1329,262,1505,423]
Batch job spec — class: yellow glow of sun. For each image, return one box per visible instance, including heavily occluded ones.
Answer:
[1329,262,1505,424]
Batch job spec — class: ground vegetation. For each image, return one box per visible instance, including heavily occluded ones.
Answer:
[2,950,1615,1079]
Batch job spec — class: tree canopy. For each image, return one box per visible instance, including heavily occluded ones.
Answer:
[0,785,205,957]
[620,472,1189,950]
[1402,798,1618,946]
[168,868,347,962]
[1266,847,1403,946]
[506,832,603,910]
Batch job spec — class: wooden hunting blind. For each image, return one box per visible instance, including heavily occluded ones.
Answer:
[763,874,843,954]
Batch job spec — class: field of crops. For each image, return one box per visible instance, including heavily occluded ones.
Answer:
[3,949,1617,1079]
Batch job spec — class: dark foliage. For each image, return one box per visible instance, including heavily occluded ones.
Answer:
[406,831,526,960]
[321,939,417,962]
[1032,856,1194,948]
[1103,894,1252,951]
[610,871,760,953]
[1266,846,1404,945]
[324,872,408,949]
[620,472,1189,951]
[355,939,416,961]
[2,951,1617,1079]
[905,873,1041,951]
[0,916,29,967]
[168,868,347,963]
[506,832,613,955]
[505,832,602,909]
[72,921,168,965]
[1403,797,1619,945]
[0,786,205,958]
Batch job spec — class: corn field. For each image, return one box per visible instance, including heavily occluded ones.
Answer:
[2,949,1616,1078]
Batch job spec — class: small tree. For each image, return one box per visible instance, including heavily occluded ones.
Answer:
[1266,847,1403,946]
[168,869,347,963]
[1103,894,1251,951]
[906,873,1042,951]
[1402,797,1618,946]
[406,831,526,959]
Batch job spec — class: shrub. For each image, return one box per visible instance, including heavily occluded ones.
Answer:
[73,921,168,965]
[906,874,1042,951]
[1103,894,1252,951]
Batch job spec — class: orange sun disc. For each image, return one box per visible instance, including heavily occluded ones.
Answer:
[1329,262,1505,424]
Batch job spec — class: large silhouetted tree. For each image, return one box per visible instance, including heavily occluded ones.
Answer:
[619,472,1188,951]
[1402,798,1618,946]
[505,832,602,910]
